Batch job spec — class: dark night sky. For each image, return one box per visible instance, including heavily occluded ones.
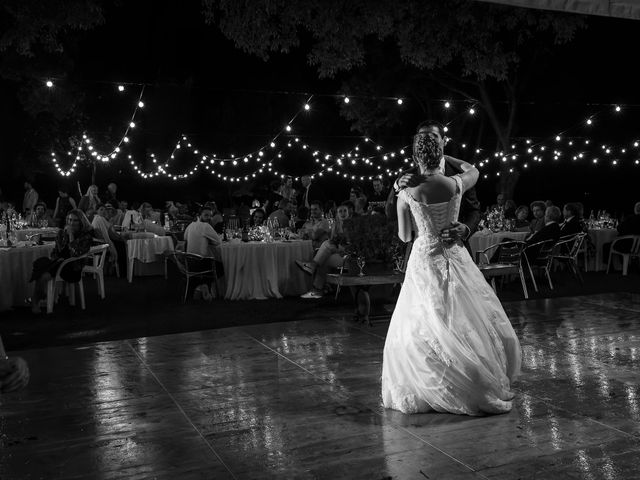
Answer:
[2,2,640,215]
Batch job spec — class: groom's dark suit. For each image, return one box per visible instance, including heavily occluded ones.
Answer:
[390,155,482,248]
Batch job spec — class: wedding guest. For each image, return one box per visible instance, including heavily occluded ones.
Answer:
[529,201,546,234]
[121,202,142,230]
[30,202,53,227]
[268,197,291,227]
[524,206,561,261]
[299,175,324,209]
[184,206,223,300]
[92,205,126,275]
[103,182,118,206]
[514,205,530,231]
[0,335,29,393]
[349,186,367,215]
[140,202,166,235]
[78,185,101,213]
[53,187,77,228]
[300,201,331,249]
[369,178,388,203]
[278,176,297,201]
[488,193,505,212]
[250,209,266,227]
[504,199,517,219]
[560,203,584,236]
[110,200,128,226]
[264,180,284,214]
[22,181,39,215]
[297,201,353,299]
[204,201,224,233]
[29,210,94,314]
[617,202,640,236]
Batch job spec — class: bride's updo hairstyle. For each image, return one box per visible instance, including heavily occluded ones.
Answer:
[413,133,442,170]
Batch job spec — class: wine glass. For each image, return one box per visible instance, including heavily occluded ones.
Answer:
[356,256,366,276]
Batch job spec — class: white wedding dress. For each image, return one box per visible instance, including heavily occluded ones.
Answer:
[381,176,521,415]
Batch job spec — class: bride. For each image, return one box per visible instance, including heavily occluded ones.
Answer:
[381,131,521,416]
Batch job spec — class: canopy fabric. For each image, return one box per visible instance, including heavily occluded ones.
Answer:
[473,0,640,20]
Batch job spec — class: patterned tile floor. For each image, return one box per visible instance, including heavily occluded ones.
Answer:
[2,292,640,479]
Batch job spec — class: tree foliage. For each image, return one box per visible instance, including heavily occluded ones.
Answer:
[203,0,587,197]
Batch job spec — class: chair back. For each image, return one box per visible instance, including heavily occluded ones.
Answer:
[631,236,640,255]
[89,244,110,270]
[523,238,556,265]
[171,251,216,277]
[496,241,524,265]
[567,233,587,258]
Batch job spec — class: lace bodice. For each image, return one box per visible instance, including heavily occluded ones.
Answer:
[399,175,463,247]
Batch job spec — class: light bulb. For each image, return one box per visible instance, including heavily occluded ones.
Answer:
[469,108,475,115]
[397,98,403,105]
[344,96,350,104]
[304,103,310,110]
[138,101,144,108]
[118,85,125,92]
[46,80,53,88]
[270,142,276,148]
[129,122,136,128]
[444,101,450,109]
[615,105,621,112]
[587,119,592,125]
[285,125,292,132]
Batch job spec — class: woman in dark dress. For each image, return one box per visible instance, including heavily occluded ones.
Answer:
[29,209,94,314]
[52,187,77,228]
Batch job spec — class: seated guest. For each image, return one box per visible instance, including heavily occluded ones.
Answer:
[103,182,118,206]
[349,186,368,215]
[53,187,77,228]
[560,203,584,236]
[524,206,562,261]
[514,205,530,231]
[183,206,223,300]
[122,202,142,230]
[503,199,517,219]
[488,193,506,213]
[174,202,194,221]
[299,201,331,248]
[110,200,127,226]
[250,208,266,227]
[78,184,101,213]
[140,202,166,235]
[296,201,353,298]
[268,197,291,227]
[29,210,94,314]
[529,201,546,235]
[92,205,126,275]
[30,202,53,227]
[204,201,224,233]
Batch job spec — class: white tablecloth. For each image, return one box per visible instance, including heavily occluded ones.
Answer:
[14,228,59,242]
[126,236,174,282]
[220,240,313,300]
[0,243,55,311]
[469,231,529,262]
[587,228,618,271]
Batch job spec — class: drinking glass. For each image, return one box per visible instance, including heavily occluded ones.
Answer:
[356,256,366,276]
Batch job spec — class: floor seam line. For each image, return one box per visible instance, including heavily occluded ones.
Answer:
[125,340,239,480]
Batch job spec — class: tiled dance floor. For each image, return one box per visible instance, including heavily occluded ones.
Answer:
[2,292,640,479]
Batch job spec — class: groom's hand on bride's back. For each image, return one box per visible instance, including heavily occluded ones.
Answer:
[440,222,468,244]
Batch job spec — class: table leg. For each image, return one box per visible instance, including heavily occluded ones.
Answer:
[350,286,371,326]
[127,258,134,283]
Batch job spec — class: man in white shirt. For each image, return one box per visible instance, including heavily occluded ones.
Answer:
[22,181,39,215]
[300,201,330,249]
[183,206,223,300]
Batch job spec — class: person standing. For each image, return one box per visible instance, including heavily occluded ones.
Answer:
[22,181,39,215]
[53,187,77,228]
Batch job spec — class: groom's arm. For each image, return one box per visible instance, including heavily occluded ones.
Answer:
[444,155,481,240]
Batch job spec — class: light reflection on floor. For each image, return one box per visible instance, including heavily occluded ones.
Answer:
[1,292,640,479]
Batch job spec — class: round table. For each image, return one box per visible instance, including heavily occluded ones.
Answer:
[587,228,618,271]
[469,230,529,263]
[0,243,55,311]
[14,227,59,242]
[220,240,313,300]
[126,234,175,283]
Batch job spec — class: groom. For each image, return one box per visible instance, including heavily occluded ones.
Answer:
[391,120,481,248]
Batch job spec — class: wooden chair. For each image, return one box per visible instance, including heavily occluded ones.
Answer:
[81,244,110,299]
[522,239,557,292]
[607,235,640,276]
[169,251,219,303]
[476,240,528,299]
[552,233,587,284]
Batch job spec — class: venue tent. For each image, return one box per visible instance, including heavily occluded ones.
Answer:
[474,0,640,19]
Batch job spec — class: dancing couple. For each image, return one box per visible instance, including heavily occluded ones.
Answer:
[382,120,521,416]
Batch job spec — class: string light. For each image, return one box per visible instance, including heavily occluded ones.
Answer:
[45,80,53,88]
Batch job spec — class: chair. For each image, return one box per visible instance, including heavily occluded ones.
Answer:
[82,244,110,299]
[46,254,92,314]
[552,233,587,284]
[607,235,640,276]
[476,240,528,299]
[169,251,219,303]
[522,239,557,292]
